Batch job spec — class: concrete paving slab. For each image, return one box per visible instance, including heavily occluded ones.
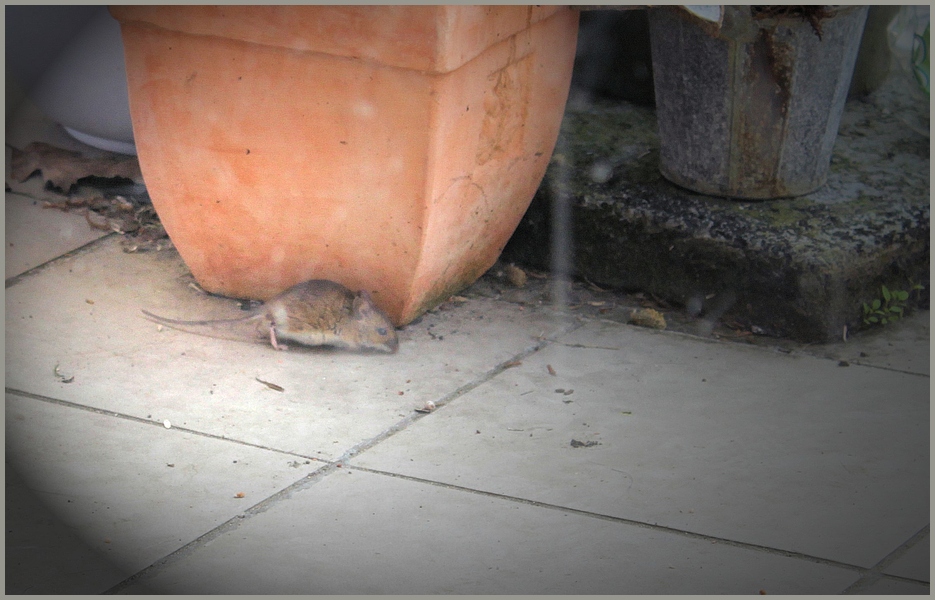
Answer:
[114,468,858,594]
[883,529,931,582]
[804,310,930,376]
[6,464,131,594]
[5,191,109,278]
[354,319,929,568]
[469,261,931,376]
[856,577,930,595]
[5,392,316,578]
[502,72,929,343]
[5,237,571,459]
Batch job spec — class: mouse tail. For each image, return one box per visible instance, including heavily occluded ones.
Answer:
[141,309,267,344]
[141,309,257,326]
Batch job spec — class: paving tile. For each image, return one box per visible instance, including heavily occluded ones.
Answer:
[5,237,570,459]
[5,192,109,279]
[884,530,930,582]
[354,319,929,568]
[6,464,130,594]
[856,577,930,595]
[5,392,315,577]
[116,468,857,594]
[805,310,930,376]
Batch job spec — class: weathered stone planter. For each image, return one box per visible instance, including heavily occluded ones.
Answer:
[111,6,578,324]
[648,6,868,199]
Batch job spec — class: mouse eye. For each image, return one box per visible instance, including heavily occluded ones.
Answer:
[377,327,387,336]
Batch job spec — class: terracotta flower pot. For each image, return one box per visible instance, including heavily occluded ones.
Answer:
[110,6,579,324]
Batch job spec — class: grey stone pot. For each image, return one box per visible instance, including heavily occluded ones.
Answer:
[648,6,869,199]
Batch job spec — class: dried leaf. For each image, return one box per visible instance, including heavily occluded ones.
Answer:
[570,439,601,448]
[10,142,142,191]
[629,308,667,330]
[255,377,284,392]
[582,277,608,292]
[504,264,527,288]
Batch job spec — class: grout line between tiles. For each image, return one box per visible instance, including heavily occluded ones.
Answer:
[588,316,932,378]
[871,573,931,590]
[337,465,880,578]
[839,524,930,594]
[4,232,118,289]
[96,325,581,593]
[804,358,924,378]
[4,387,327,464]
[330,322,584,465]
[24,306,921,592]
[820,363,930,378]
[101,459,350,594]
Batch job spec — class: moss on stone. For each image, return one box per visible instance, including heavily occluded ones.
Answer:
[504,83,929,343]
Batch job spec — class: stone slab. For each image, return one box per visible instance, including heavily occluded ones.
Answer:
[5,237,571,460]
[116,468,859,594]
[354,319,930,568]
[503,72,929,342]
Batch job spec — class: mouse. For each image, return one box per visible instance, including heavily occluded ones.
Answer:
[142,279,398,353]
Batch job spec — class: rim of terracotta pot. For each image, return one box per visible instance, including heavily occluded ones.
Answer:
[110,6,566,73]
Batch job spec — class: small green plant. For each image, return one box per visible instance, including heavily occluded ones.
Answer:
[862,283,923,326]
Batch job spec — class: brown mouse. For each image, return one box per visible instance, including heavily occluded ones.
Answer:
[142,279,398,353]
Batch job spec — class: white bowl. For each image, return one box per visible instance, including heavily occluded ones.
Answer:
[29,7,136,155]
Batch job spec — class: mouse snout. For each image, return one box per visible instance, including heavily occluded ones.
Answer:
[375,325,399,352]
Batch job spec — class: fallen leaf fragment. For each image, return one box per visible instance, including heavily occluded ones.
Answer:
[570,439,601,448]
[629,307,667,330]
[53,363,75,383]
[10,142,142,191]
[255,377,284,392]
[504,264,527,288]
[580,275,609,292]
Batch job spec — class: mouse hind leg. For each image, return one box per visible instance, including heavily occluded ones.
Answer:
[269,324,289,350]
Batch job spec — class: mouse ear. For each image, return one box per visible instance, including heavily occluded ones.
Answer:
[352,291,373,313]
